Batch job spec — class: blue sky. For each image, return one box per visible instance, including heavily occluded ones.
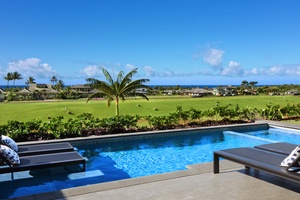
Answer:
[1,0,300,86]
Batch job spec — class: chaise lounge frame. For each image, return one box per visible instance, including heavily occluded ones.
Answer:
[254,142,297,156]
[17,142,75,156]
[0,151,86,180]
[213,147,300,183]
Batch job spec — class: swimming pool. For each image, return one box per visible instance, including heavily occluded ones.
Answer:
[1,123,300,199]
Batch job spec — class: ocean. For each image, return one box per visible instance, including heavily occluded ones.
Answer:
[0,84,237,89]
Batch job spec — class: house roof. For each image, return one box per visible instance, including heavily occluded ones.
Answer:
[29,83,58,93]
[183,88,208,93]
[70,84,91,89]
[16,88,31,94]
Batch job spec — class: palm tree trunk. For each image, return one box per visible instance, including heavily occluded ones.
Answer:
[115,98,119,116]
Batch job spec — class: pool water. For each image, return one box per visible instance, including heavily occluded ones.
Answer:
[1,126,300,199]
[77,127,299,178]
[242,127,300,142]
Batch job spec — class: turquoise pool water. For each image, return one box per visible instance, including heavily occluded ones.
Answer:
[1,126,300,199]
[77,127,299,178]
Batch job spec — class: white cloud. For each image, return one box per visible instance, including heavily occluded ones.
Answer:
[220,61,244,76]
[82,65,101,77]
[228,61,239,68]
[203,48,224,68]
[266,64,300,76]
[268,66,285,75]
[126,63,136,70]
[242,64,300,77]
[6,58,56,78]
[143,65,156,77]
[296,66,300,75]
[161,70,187,77]
[162,70,176,77]
[249,68,259,75]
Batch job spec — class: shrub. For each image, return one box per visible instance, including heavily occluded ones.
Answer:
[2,102,300,142]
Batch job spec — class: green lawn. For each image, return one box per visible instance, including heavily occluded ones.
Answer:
[0,94,299,125]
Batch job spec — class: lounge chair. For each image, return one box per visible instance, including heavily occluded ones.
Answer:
[1,135,76,156]
[18,142,75,156]
[0,151,86,180]
[213,147,300,183]
[254,142,298,155]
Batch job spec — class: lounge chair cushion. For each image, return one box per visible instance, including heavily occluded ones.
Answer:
[280,146,300,167]
[0,145,20,165]
[0,135,18,152]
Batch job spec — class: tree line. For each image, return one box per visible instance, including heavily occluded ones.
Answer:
[2,71,64,90]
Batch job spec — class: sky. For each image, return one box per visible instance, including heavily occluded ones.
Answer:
[1,0,300,86]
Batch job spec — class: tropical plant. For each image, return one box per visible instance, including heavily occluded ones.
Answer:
[43,116,65,139]
[33,89,41,100]
[55,79,64,91]
[5,91,16,102]
[25,76,36,85]
[11,71,23,86]
[173,106,189,125]
[257,103,283,120]
[249,81,258,89]
[237,106,257,121]
[3,72,13,87]
[144,115,178,129]
[57,86,78,99]
[280,103,300,119]
[86,67,150,116]
[188,107,202,122]
[50,76,58,85]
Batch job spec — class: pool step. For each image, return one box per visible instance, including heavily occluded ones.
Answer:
[223,131,278,143]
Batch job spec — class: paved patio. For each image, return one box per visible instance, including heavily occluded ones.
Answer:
[14,160,300,200]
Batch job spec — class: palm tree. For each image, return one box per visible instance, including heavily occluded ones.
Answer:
[55,79,64,91]
[86,67,150,116]
[3,72,13,88]
[11,71,23,86]
[249,81,258,89]
[50,76,58,85]
[25,76,36,85]
[241,80,249,88]
[33,89,41,100]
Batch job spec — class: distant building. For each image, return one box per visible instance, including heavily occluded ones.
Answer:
[183,88,210,97]
[285,89,299,95]
[135,88,148,95]
[213,86,236,96]
[28,84,58,99]
[0,88,5,101]
[162,90,173,95]
[70,84,95,98]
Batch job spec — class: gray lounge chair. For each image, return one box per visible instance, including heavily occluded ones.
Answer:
[214,147,300,183]
[0,151,86,180]
[18,142,75,156]
[254,142,297,155]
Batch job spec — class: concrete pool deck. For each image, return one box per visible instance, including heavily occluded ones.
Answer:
[8,121,300,199]
[14,160,300,200]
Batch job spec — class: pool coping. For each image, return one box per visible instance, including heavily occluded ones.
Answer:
[17,121,270,145]
[10,120,300,200]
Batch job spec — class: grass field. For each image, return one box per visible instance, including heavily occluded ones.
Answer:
[0,95,299,125]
